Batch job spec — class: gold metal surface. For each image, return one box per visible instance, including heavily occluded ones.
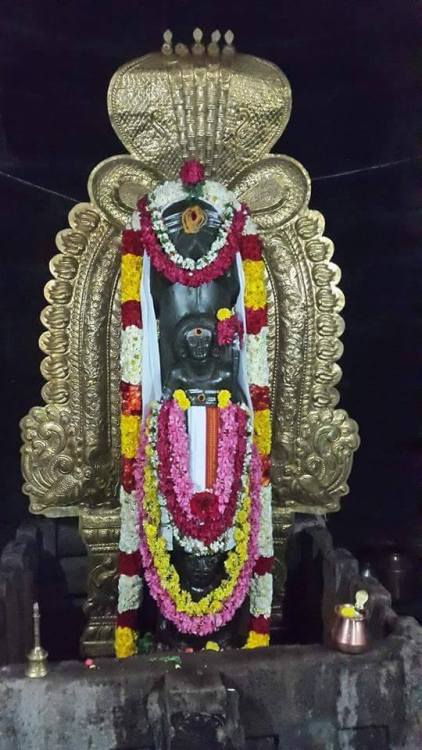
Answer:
[79,506,120,656]
[20,37,359,652]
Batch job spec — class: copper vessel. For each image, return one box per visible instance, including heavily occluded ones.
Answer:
[330,604,369,654]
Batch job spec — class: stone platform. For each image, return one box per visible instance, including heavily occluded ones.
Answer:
[1,617,421,750]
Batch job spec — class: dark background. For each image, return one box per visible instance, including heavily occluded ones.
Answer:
[0,0,420,552]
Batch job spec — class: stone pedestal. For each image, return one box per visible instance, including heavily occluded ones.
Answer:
[1,617,421,750]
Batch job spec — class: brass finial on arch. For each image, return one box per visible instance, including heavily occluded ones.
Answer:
[161,29,173,56]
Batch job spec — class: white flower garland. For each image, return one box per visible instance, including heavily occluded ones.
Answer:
[118,574,143,614]
[147,177,243,272]
[121,326,143,385]
[245,328,270,388]
[118,487,140,554]
[248,572,273,618]
[149,204,234,271]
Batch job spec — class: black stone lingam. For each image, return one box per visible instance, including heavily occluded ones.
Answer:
[150,197,248,648]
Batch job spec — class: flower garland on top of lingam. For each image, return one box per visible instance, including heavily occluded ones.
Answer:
[115,160,273,658]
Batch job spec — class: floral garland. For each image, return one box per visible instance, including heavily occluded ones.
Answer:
[115,160,273,657]
[156,398,249,546]
[138,196,247,288]
[115,225,144,659]
[134,399,262,635]
[239,218,273,649]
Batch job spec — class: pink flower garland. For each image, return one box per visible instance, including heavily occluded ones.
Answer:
[167,401,193,517]
[137,197,247,288]
[157,402,248,544]
[214,403,239,514]
[167,399,240,519]
[134,406,262,635]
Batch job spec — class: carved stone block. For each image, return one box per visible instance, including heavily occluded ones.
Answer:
[79,506,120,656]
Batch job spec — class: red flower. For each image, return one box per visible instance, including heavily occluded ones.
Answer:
[121,457,136,492]
[253,556,274,576]
[118,550,141,576]
[250,384,270,411]
[179,159,205,187]
[137,199,246,288]
[121,229,143,256]
[258,454,271,486]
[249,615,270,634]
[216,316,244,346]
[190,491,218,522]
[121,300,142,329]
[120,382,141,416]
[240,234,262,260]
[245,306,267,334]
[117,608,139,629]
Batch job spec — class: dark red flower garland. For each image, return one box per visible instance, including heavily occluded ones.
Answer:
[137,197,247,288]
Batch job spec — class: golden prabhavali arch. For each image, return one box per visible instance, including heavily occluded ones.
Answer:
[20,33,359,655]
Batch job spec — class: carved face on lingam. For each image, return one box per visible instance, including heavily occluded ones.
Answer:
[116,159,273,655]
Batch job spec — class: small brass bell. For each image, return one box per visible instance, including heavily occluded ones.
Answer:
[330,590,369,654]
[25,602,48,678]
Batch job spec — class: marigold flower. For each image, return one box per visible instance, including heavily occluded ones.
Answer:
[120,414,140,459]
[243,259,266,310]
[115,626,137,658]
[217,389,231,408]
[253,409,271,456]
[173,389,191,411]
[216,307,232,321]
[243,631,270,649]
[121,254,142,303]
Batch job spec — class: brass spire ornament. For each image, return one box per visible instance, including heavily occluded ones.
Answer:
[25,602,48,678]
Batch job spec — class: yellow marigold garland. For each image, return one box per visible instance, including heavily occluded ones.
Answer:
[116,232,144,658]
[121,414,141,459]
[242,259,267,309]
[217,389,232,409]
[243,631,270,649]
[121,254,142,303]
[253,409,271,457]
[115,625,137,658]
[242,236,273,647]
[141,412,252,618]
[173,389,191,411]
